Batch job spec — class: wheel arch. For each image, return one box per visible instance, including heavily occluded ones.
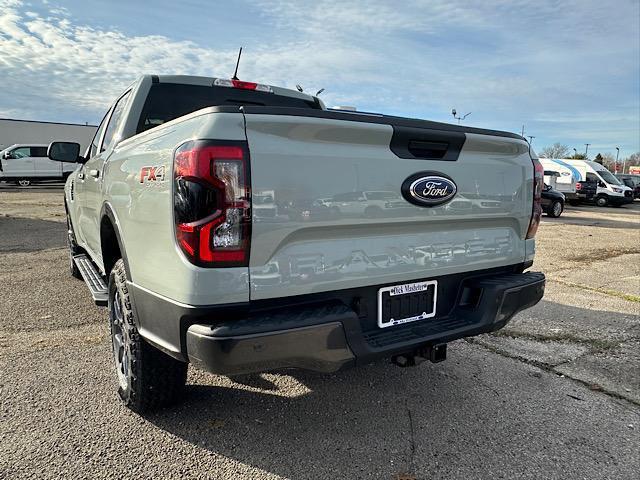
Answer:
[100,203,132,280]
[64,199,79,249]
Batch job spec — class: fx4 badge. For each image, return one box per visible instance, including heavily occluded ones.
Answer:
[139,165,166,183]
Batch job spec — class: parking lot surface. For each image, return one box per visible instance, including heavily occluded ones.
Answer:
[1,185,639,479]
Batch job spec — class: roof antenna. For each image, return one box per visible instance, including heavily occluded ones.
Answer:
[315,88,325,96]
[232,47,243,80]
[296,84,304,92]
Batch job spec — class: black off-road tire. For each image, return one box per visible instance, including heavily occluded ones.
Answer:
[109,259,187,413]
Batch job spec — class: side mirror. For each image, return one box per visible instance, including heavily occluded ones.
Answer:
[2,152,10,159]
[598,181,606,188]
[48,142,82,163]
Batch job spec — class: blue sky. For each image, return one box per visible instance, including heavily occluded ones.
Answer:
[1,0,639,158]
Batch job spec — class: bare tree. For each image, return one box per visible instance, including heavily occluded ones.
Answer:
[538,143,570,159]
[600,153,616,171]
[624,152,640,173]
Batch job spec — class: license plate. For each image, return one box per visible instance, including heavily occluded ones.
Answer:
[377,280,437,328]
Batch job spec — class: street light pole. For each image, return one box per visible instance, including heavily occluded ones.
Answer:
[451,109,472,124]
[584,143,591,158]
[615,147,620,173]
[573,148,578,157]
[528,136,535,145]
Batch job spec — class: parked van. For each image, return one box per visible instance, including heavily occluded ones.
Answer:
[543,169,559,189]
[539,158,579,201]
[564,159,633,207]
[615,174,640,199]
[0,144,76,186]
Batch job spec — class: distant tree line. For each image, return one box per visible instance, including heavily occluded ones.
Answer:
[537,142,639,173]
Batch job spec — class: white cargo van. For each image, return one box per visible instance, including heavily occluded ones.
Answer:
[564,159,633,207]
[0,143,76,186]
[539,158,579,200]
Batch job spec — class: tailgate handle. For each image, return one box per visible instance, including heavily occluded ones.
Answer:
[390,126,466,161]
[408,140,449,159]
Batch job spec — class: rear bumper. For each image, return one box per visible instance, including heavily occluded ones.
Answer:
[185,271,545,375]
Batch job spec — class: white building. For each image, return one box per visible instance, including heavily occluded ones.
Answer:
[0,118,97,154]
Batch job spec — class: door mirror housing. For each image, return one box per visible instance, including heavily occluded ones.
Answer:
[48,142,82,163]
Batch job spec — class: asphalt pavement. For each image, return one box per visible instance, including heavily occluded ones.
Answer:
[1,188,638,479]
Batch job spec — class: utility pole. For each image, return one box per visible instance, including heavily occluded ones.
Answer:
[521,125,525,137]
[615,147,620,172]
[584,143,591,158]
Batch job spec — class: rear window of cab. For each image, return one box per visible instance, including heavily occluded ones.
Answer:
[137,83,320,134]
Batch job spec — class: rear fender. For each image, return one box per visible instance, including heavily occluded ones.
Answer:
[100,203,131,281]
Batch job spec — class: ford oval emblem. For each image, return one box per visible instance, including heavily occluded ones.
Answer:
[401,172,457,207]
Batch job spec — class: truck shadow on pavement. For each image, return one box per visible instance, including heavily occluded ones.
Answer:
[145,361,461,478]
[0,216,66,252]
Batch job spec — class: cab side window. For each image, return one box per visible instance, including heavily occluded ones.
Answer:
[101,90,131,152]
[11,147,31,159]
[89,113,110,159]
[31,147,48,157]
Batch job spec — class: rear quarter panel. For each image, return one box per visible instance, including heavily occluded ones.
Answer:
[102,110,249,305]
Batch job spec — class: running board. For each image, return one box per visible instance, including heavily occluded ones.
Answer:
[73,254,108,306]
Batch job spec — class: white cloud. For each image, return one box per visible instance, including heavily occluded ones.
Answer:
[0,0,377,121]
[0,0,638,155]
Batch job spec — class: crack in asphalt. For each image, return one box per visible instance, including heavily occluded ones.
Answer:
[405,397,416,477]
[546,278,640,303]
[467,338,640,407]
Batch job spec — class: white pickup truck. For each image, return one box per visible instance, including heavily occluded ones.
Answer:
[47,75,545,412]
[0,144,76,186]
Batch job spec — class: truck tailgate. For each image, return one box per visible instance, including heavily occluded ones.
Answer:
[244,112,533,300]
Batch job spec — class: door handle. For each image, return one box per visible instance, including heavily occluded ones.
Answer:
[89,169,100,178]
[78,173,85,180]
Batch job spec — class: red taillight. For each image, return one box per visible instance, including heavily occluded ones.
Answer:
[526,158,544,239]
[174,141,251,267]
[575,182,582,191]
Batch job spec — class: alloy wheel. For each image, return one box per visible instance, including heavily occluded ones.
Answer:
[110,290,130,390]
